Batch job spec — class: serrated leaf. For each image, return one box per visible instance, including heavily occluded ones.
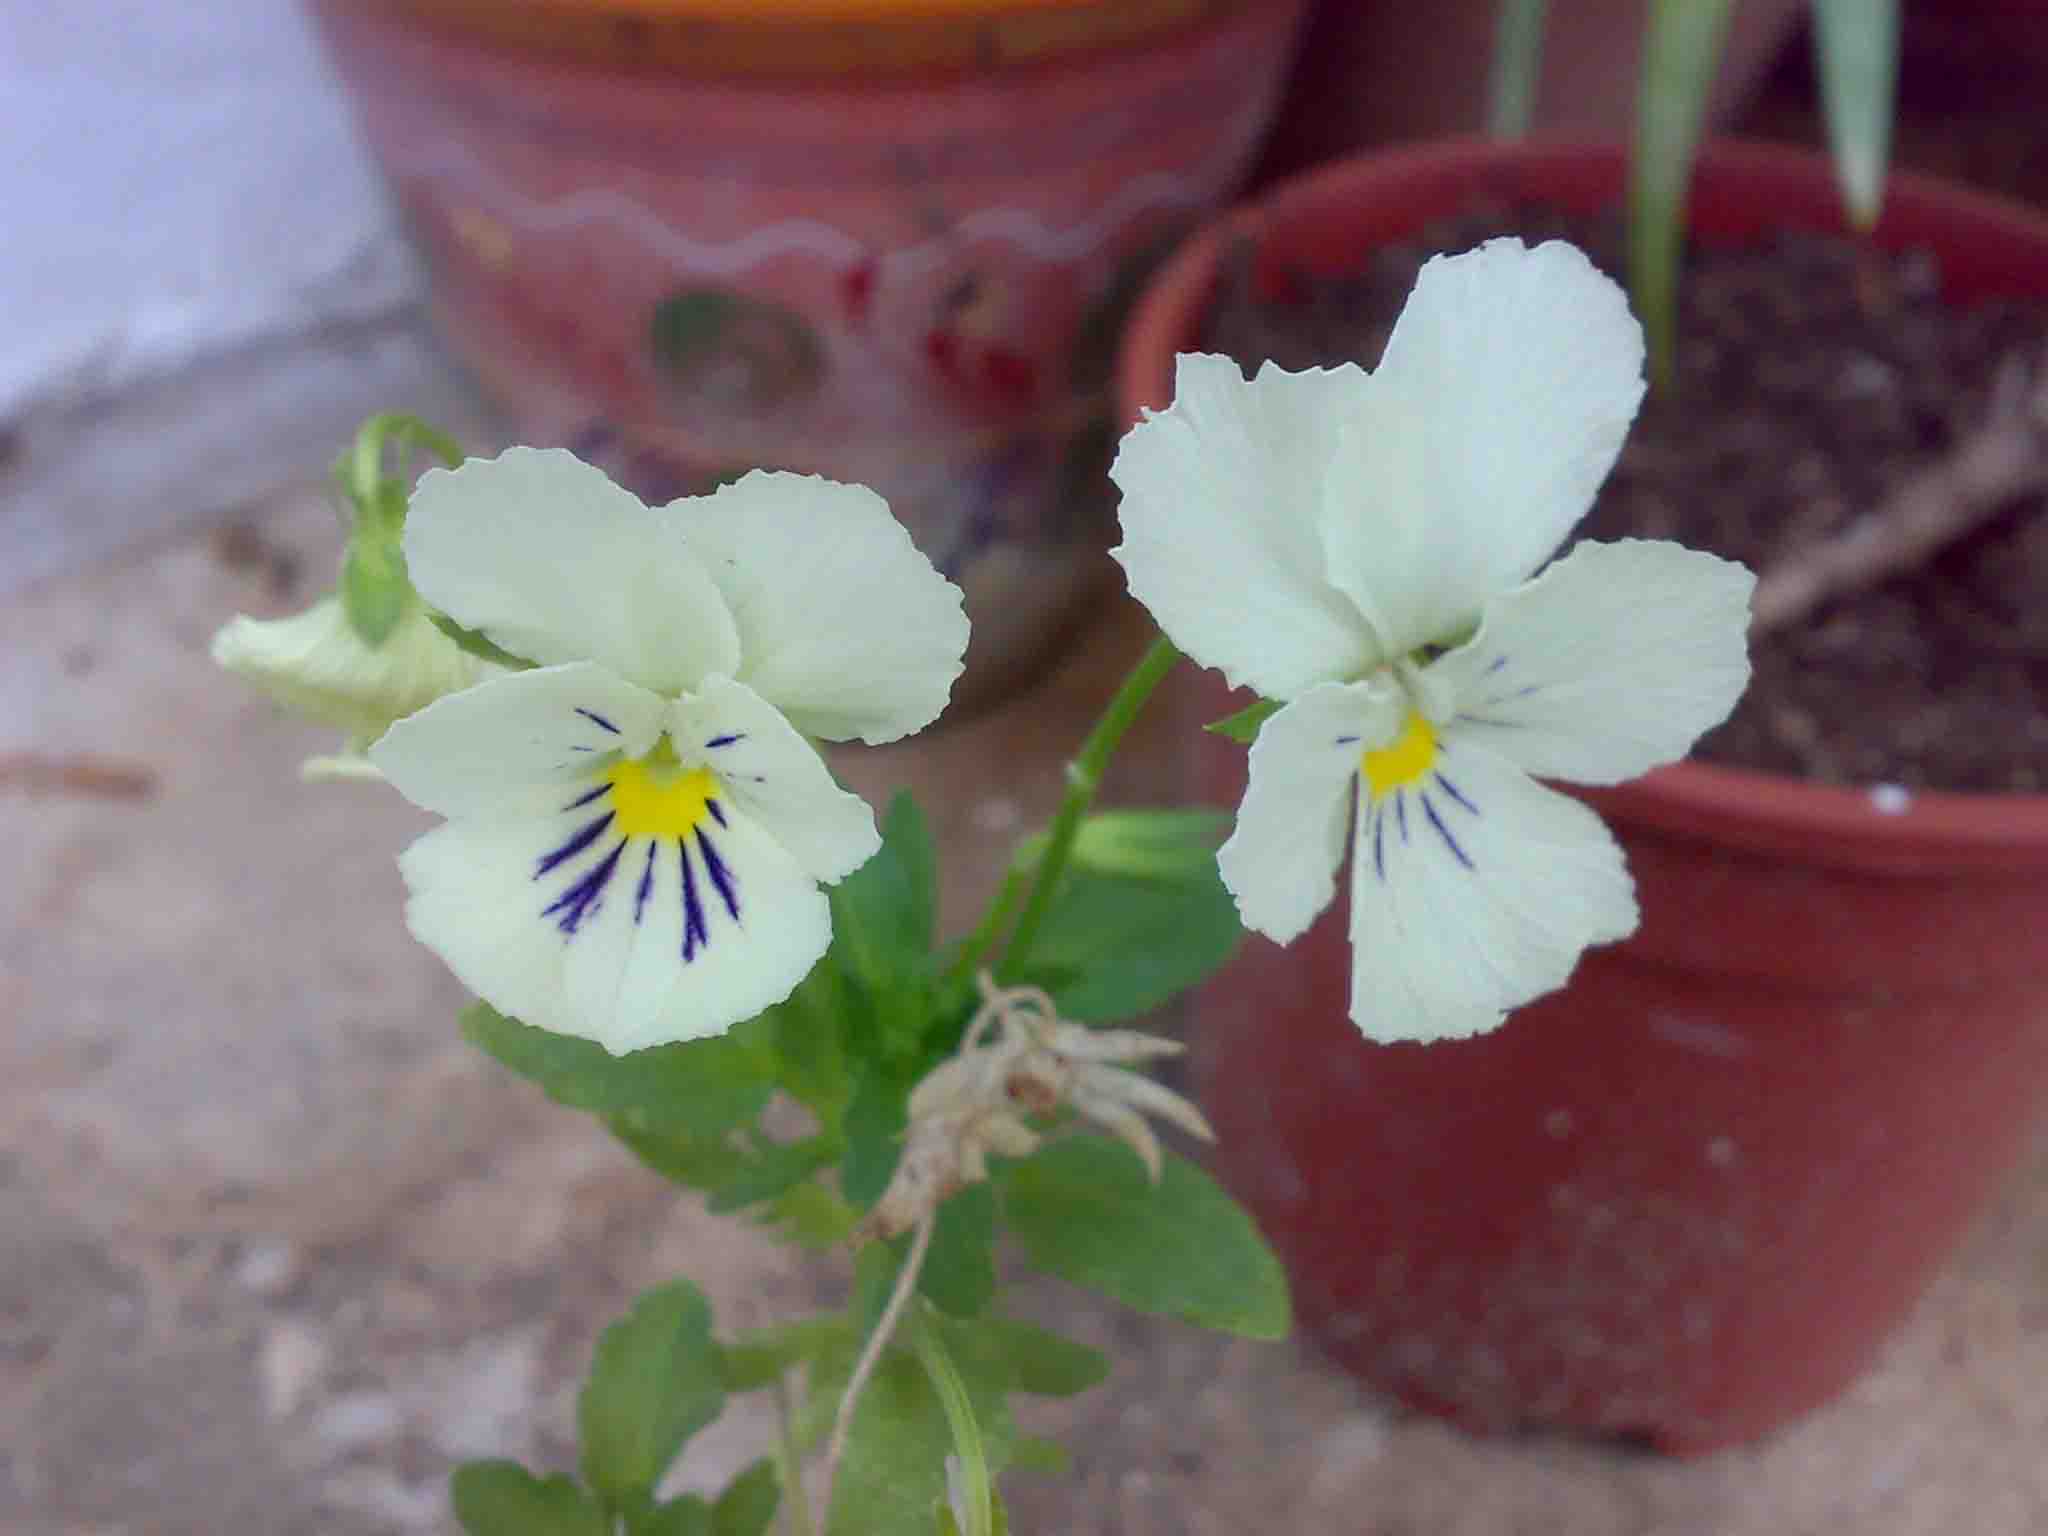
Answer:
[1014,865,1241,1023]
[451,1461,609,1536]
[579,1281,726,1507]
[946,1317,1109,1399]
[429,610,538,670]
[1202,697,1281,745]
[1000,1136,1290,1340]
[720,1315,855,1393]
[915,1184,996,1319]
[712,1458,780,1536]
[464,1004,774,1133]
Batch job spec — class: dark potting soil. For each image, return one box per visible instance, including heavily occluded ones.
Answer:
[1202,204,2048,793]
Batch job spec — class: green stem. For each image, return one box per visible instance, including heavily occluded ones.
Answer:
[944,867,1027,989]
[771,1374,817,1536]
[912,1313,993,1536]
[1000,634,1180,974]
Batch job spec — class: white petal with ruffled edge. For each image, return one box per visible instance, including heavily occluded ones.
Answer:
[1217,680,1405,945]
[397,789,829,1054]
[404,447,742,696]
[370,662,667,819]
[670,675,881,884]
[1423,539,1754,785]
[1346,736,1637,1043]
[1321,240,1646,654]
[672,472,969,745]
[1112,354,1381,699]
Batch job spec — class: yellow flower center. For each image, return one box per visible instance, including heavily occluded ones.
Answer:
[1361,711,1437,799]
[607,753,722,839]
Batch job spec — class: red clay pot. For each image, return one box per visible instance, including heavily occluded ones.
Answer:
[1117,140,2048,1454]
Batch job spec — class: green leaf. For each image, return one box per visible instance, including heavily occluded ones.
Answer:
[464,1004,774,1133]
[830,792,937,996]
[756,955,852,1122]
[1630,0,1736,391]
[1813,0,1899,230]
[608,1119,753,1193]
[706,1135,838,1214]
[339,531,409,647]
[429,611,538,670]
[1000,1135,1290,1340]
[1014,865,1241,1023]
[712,1459,781,1536]
[632,1497,712,1536]
[840,1064,909,1211]
[759,1179,861,1249]
[720,1315,855,1393]
[1202,697,1280,745]
[579,1281,727,1509]
[916,1184,997,1319]
[949,1318,1109,1399]
[1486,0,1549,140]
[451,1462,609,1536]
[820,1341,1013,1536]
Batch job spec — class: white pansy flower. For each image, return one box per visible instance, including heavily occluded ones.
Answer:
[1112,238,1753,1043]
[212,593,484,777]
[368,448,969,1055]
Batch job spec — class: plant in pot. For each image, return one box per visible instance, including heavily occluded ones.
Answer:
[1114,3,2048,1454]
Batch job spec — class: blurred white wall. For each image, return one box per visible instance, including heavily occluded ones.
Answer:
[2,2,469,593]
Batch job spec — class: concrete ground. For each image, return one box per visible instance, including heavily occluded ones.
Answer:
[4,480,2046,1536]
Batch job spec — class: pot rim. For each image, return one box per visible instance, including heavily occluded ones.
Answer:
[1116,135,2048,875]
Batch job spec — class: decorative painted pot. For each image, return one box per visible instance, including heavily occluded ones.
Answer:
[1116,140,2048,1454]
[309,0,1308,710]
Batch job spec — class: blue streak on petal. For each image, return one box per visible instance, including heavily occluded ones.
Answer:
[697,825,741,922]
[564,783,609,811]
[1484,655,1509,675]
[705,733,746,749]
[536,811,615,878]
[706,798,728,829]
[543,838,626,934]
[1395,788,1409,845]
[576,707,621,735]
[678,837,709,962]
[1421,793,1475,871]
[1334,735,1359,746]
[633,841,657,926]
[1372,802,1387,883]
[1433,772,1480,817]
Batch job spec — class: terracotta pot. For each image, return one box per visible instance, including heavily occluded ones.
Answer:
[1116,139,2048,1453]
[308,0,1308,713]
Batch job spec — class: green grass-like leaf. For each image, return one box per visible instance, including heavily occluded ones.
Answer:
[1487,0,1549,140]
[1202,697,1281,745]
[1813,0,1899,230]
[1000,1136,1290,1340]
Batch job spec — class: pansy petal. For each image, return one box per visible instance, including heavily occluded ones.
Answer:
[370,662,667,819]
[1218,680,1405,944]
[1347,737,1637,1043]
[1322,240,1646,651]
[1112,354,1382,698]
[404,448,741,695]
[670,472,968,745]
[673,675,880,884]
[1426,539,1754,785]
[397,793,828,1054]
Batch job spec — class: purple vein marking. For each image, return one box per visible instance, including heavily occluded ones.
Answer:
[1421,794,1474,870]
[697,826,741,922]
[1372,802,1387,882]
[1485,655,1509,675]
[564,783,609,811]
[543,839,625,934]
[633,841,657,926]
[537,811,614,877]
[706,798,728,829]
[1395,787,1410,844]
[705,733,745,749]
[1433,772,1479,817]
[575,707,621,734]
[678,838,709,962]
[1335,734,1360,746]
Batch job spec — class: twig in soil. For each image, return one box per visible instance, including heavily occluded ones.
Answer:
[1751,350,2048,635]
[815,1208,937,1534]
